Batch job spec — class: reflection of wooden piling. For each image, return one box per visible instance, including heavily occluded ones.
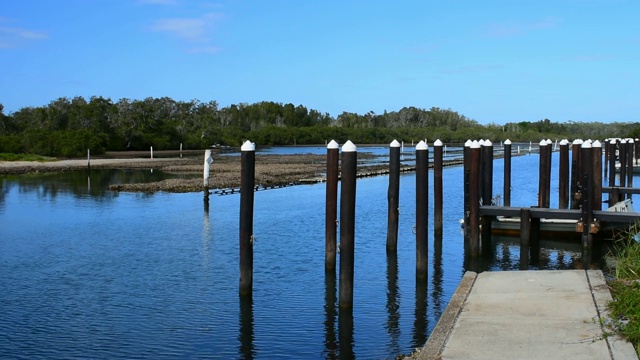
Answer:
[481,140,493,255]
[519,208,530,270]
[239,141,256,297]
[324,269,337,355]
[386,140,401,252]
[468,141,481,258]
[325,140,339,270]
[434,140,444,237]
[559,140,569,209]
[339,141,357,309]
[239,294,254,360]
[538,140,550,208]
[503,140,512,207]
[415,141,429,279]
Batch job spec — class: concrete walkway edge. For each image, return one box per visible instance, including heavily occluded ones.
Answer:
[418,270,638,360]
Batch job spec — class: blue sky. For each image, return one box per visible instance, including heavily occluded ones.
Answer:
[1,0,639,124]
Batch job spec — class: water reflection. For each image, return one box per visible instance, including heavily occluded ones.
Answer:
[412,275,428,349]
[239,295,255,360]
[0,169,195,200]
[324,270,338,359]
[338,308,354,360]
[385,253,400,355]
[432,234,444,320]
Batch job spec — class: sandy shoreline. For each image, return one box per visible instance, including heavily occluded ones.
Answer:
[0,153,333,193]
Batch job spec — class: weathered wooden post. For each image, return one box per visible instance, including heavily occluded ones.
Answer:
[415,140,429,279]
[150,146,154,159]
[481,140,493,255]
[519,208,531,270]
[608,139,617,189]
[239,141,256,296]
[463,140,472,235]
[538,140,550,208]
[339,140,357,309]
[326,140,339,270]
[387,140,401,252]
[546,139,553,202]
[581,140,593,266]
[469,141,481,258]
[570,139,582,209]
[503,139,512,207]
[559,139,569,209]
[87,149,91,171]
[204,149,213,207]
[434,139,444,237]
[592,140,603,211]
[636,138,640,165]
[604,138,609,177]
[619,139,628,200]
[627,139,634,192]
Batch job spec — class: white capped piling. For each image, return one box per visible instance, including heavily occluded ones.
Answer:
[326,140,340,270]
[415,140,429,279]
[468,140,481,257]
[559,139,570,209]
[387,139,401,252]
[239,140,256,296]
[503,139,512,206]
[151,146,154,159]
[87,149,91,170]
[538,140,550,208]
[434,139,443,237]
[204,149,213,187]
[339,140,357,309]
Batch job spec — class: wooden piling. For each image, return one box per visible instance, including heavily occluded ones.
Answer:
[339,141,357,309]
[592,141,602,211]
[481,140,494,255]
[503,139,512,207]
[538,140,550,208]
[434,139,444,237]
[387,140,401,252]
[239,141,256,296]
[636,138,640,165]
[519,208,531,270]
[619,139,627,194]
[608,139,617,189]
[415,141,429,279]
[627,139,634,192]
[326,140,339,270]
[87,149,91,171]
[463,140,472,235]
[559,139,569,209]
[469,141,481,258]
[581,141,594,266]
[570,139,582,209]
[604,139,609,176]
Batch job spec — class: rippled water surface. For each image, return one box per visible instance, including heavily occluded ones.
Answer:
[0,150,633,359]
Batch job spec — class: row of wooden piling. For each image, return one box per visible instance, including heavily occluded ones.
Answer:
[463,137,637,266]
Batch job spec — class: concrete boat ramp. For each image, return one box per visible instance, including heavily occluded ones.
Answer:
[419,270,638,360]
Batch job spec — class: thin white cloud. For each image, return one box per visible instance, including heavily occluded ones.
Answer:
[0,18,48,49]
[484,17,562,38]
[136,0,178,5]
[150,13,221,42]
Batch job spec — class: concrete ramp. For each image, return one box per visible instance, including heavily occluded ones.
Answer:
[421,270,637,360]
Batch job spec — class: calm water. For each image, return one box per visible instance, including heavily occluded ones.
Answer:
[0,150,631,359]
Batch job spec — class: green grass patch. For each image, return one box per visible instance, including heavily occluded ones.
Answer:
[607,223,640,355]
[0,153,57,162]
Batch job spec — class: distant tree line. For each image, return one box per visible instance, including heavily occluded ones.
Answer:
[0,97,637,157]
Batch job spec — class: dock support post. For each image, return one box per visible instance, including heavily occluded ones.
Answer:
[619,139,627,199]
[239,141,256,296]
[481,140,494,255]
[204,149,213,208]
[387,140,401,252]
[434,140,444,237]
[519,208,531,270]
[604,139,609,177]
[463,140,472,236]
[503,139,512,207]
[571,139,582,209]
[592,141,602,211]
[339,141,357,309]
[415,141,429,279]
[581,141,594,266]
[538,140,550,208]
[325,140,339,270]
[627,139,634,194]
[559,139,569,209]
[469,141,481,258]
